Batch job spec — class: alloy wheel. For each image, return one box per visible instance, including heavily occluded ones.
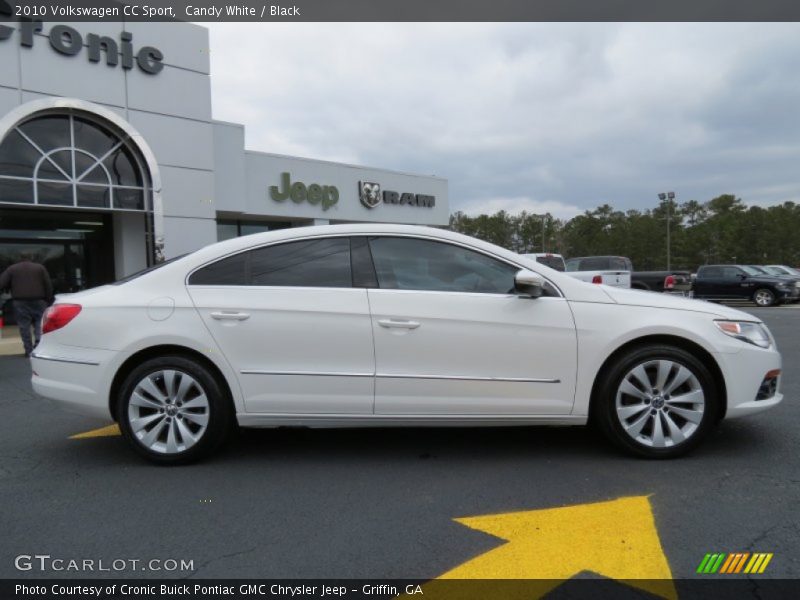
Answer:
[615,359,705,448]
[754,289,774,306]
[127,369,210,454]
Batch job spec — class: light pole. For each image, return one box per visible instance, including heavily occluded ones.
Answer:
[542,214,546,252]
[658,191,675,270]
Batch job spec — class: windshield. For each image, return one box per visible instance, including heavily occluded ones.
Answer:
[769,265,800,276]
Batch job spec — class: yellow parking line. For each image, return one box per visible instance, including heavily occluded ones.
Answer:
[70,424,121,439]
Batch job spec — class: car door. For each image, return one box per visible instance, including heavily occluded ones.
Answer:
[365,236,578,416]
[187,236,375,414]
[694,267,721,298]
[720,266,752,298]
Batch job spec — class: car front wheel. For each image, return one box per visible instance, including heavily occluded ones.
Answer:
[753,288,776,307]
[594,345,720,458]
[117,355,233,464]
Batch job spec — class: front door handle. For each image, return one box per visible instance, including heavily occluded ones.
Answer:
[210,311,250,321]
[377,319,420,330]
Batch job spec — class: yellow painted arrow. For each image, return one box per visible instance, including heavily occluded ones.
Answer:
[70,424,120,439]
[421,496,676,600]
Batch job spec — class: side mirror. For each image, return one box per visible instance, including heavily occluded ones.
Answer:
[515,269,545,298]
[737,273,747,280]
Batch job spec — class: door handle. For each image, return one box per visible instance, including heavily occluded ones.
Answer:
[377,319,420,329]
[210,311,250,321]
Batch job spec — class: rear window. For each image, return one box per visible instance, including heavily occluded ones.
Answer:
[535,255,565,272]
[113,254,189,285]
[566,257,631,271]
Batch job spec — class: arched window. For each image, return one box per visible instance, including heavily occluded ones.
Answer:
[0,112,151,211]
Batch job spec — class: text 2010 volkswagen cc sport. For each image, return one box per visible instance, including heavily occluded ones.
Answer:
[32,225,783,463]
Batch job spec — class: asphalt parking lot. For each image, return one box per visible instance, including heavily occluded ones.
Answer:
[0,306,798,587]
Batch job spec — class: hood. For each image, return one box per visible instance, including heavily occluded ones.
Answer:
[599,286,760,321]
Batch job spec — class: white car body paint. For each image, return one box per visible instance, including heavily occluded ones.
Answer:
[31,224,782,430]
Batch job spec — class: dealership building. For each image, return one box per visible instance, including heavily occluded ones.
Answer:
[0,19,449,294]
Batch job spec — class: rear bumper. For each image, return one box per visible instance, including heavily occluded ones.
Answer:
[31,346,116,420]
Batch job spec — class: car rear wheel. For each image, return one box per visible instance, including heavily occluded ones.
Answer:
[117,355,234,464]
[753,288,776,307]
[593,345,720,458]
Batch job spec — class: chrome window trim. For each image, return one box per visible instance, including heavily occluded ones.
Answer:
[240,369,560,383]
[241,370,373,377]
[185,233,564,297]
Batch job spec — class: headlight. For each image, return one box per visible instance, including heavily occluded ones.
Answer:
[714,320,772,348]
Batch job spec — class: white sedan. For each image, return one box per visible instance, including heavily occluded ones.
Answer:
[31,225,782,463]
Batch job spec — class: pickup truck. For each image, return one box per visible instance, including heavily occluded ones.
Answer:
[564,256,632,288]
[522,253,566,272]
[693,264,800,306]
[631,271,693,295]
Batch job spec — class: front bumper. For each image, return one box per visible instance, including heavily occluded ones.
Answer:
[716,343,783,418]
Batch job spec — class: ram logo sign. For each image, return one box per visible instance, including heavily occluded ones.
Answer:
[358,181,436,210]
[359,181,382,209]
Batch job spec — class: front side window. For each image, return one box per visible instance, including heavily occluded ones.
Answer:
[722,267,745,278]
[188,237,351,287]
[368,237,518,294]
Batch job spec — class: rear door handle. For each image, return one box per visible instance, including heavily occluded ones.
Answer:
[210,311,250,321]
[377,319,420,329]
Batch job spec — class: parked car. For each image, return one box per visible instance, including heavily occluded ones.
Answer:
[32,225,782,463]
[631,271,693,296]
[565,256,632,288]
[747,266,800,303]
[522,252,566,272]
[693,265,800,306]
[764,265,800,277]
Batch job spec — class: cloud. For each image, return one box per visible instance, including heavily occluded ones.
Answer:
[204,22,800,216]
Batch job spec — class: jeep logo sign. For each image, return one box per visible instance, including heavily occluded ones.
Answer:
[270,172,339,211]
[0,21,164,75]
[358,181,435,209]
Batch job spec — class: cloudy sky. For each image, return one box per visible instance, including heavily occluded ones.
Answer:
[204,23,800,219]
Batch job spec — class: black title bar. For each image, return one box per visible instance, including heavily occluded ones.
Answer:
[4,0,800,22]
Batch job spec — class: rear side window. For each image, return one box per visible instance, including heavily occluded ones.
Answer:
[188,253,247,285]
[249,238,350,287]
[188,238,352,287]
[698,266,721,278]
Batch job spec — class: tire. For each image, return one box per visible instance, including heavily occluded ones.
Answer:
[753,288,776,307]
[116,355,234,464]
[593,345,721,458]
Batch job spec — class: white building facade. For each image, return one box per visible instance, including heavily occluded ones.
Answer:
[0,19,448,295]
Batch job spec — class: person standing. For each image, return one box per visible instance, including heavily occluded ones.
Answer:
[0,252,53,358]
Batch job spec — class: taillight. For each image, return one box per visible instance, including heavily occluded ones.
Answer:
[592,275,603,284]
[664,275,675,289]
[42,304,82,334]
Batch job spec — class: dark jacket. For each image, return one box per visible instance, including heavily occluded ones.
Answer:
[0,261,53,300]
